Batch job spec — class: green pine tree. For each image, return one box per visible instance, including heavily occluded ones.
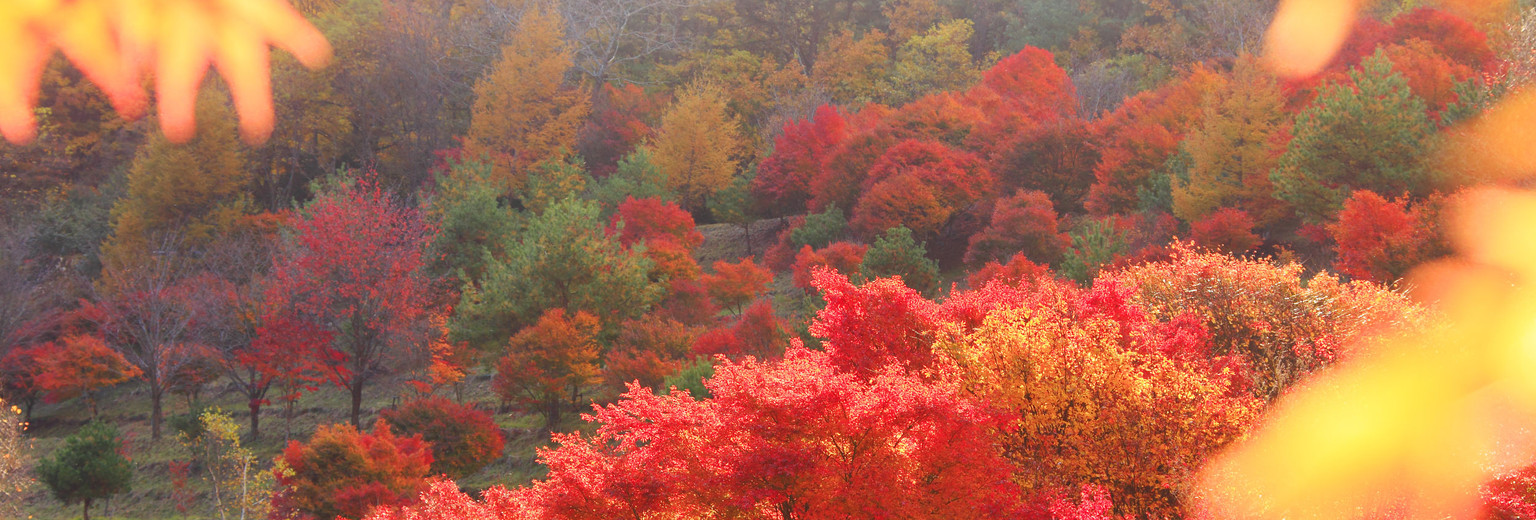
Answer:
[859,226,942,296]
[1271,50,1438,224]
[451,197,662,350]
[36,421,133,520]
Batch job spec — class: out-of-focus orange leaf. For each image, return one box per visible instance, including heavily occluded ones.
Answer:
[1195,116,1536,520]
[0,0,330,145]
[1264,0,1365,78]
[1204,2,1536,508]
[0,1,55,143]
[1442,90,1536,183]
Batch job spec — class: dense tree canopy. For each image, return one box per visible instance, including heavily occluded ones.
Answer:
[2,3,1524,520]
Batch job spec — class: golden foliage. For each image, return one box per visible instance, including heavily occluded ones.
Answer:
[100,88,248,274]
[464,4,589,195]
[0,401,26,520]
[0,0,330,144]
[1173,57,1288,226]
[943,282,1261,517]
[649,80,741,210]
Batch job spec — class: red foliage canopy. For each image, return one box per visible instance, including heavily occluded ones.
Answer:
[690,298,789,360]
[965,189,1069,266]
[379,396,505,480]
[609,196,704,251]
[262,177,435,427]
[791,241,869,290]
[852,139,993,237]
[577,83,663,177]
[1328,190,1442,283]
[701,258,773,313]
[371,348,1023,520]
[810,270,943,375]
[1189,208,1260,255]
[753,105,849,216]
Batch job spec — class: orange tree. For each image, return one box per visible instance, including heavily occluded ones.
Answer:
[271,422,433,520]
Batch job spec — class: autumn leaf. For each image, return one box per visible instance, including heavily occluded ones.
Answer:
[0,0,330,145]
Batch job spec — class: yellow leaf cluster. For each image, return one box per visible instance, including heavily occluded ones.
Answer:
[942,288,1260,517]
[0,0,330,144]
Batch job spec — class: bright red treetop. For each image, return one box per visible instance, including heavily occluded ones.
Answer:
[609,196,704,251]
[810,269,944,375]
[263,177,436,427]
[1388,8,1494,69]
[852,139,993,237]
[975,46,1078,121]
[753,105,850,215]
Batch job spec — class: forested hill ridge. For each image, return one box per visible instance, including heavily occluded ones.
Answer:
[0,1,1534,519]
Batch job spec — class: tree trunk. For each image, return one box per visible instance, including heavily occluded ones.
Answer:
[83,498,91,520]
[248,400,262,439]
[545,398,560,431]
[151,386,164,440]
[350,383,364,429]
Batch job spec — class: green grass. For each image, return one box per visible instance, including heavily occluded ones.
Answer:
[18,368,588,520]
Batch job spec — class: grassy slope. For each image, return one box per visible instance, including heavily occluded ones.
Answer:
[17,365,596,520]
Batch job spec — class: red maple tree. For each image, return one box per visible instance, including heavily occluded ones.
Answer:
[263,177,436,428]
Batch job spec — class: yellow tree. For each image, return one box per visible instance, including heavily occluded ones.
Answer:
[1172,56,1289,226]
[649,80,741,211]
[883,19,980,106]
[811,28,890,106]
[101,88,248,274]
[464,4,590,194]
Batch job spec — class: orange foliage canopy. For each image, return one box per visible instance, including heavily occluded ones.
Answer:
[0,0,330,143]
[941,277,1262,517]
[273,422,433,520]
[35,334,141,415]
[701,258,773,313]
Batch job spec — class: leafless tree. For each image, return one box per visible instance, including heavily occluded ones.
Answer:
[0,224,51,354]
[93,234,219,440]
[561,0,699,97]
[1189,0,1277,61]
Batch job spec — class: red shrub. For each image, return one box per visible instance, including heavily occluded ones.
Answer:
[272,422,433,520]
[1328,190,1444,283]
[965,190,1069,266]
[969,253,1053,289]
[609,196,703,250]
[379,397,505,480]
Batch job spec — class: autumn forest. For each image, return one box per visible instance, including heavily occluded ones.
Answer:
[2,0,1536,519]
